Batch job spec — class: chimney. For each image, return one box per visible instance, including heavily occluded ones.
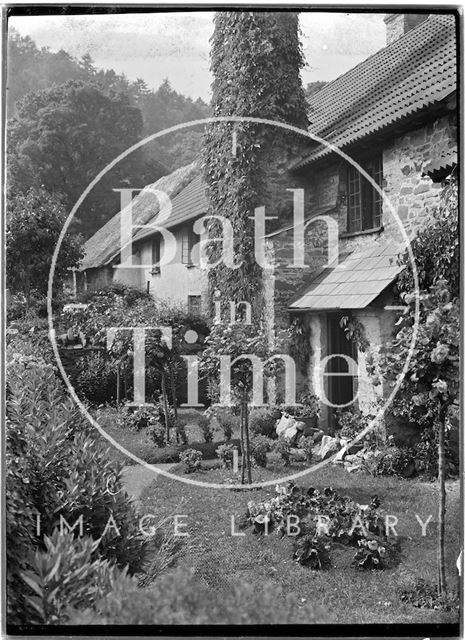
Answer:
[384,14,428,45]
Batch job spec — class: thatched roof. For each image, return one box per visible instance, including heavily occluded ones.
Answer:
[81,162,200,270]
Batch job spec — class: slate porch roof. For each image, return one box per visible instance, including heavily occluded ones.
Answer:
[289,241,405,311]
[293,14,456,169]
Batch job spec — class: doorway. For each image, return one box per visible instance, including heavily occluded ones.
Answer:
[326,312,357,431]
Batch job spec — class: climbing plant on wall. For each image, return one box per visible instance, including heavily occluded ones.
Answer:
[202,11,309,315]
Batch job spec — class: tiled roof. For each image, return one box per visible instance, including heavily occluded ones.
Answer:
[132,174,208,244]
[423,147,457,177]
[293,14,456,169]
[289,241,404,311]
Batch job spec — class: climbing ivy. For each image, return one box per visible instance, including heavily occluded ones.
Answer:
[202,11,309,315]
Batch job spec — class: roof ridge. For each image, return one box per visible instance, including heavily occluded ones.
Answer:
[308,14,451,109]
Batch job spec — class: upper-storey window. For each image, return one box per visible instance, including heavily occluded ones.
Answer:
[347,155,383,233]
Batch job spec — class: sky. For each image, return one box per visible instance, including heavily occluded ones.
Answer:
[10,11,386,101]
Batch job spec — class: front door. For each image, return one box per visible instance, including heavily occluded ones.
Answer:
[326,313,357,430]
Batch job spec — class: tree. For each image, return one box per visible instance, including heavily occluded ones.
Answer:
[202,11,309,312]
[6,187,83,308]
[200,321,285,483]
[7,80,162,237]
[377,176,459,596]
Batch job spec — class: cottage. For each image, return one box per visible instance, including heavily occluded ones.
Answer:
[80,13,457,427]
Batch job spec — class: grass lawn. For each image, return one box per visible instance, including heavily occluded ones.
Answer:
[138,463,460,625]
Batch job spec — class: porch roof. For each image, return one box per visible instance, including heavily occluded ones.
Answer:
[289,240,405,311]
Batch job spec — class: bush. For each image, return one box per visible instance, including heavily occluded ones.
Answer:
[198,415,215,443]
[179,448,203,473]
[218,412,237,441]
[216,443,237,469]
[250,435,273,467]
[126,406,157,431]
[399,577,459,612]
[6,355,148,623]
[281,391,319,421]
[297,435,313,462]
[19,530,128,624]
[67,567,330,624]
[273,436,291,466]
[175,419,188,445]
[371,445,416,478]
[74,351,117,405]
[249,408,279,439]
[148,420,167,448]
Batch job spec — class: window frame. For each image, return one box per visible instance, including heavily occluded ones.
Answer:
[187,295,202,316]
[347,154,383,233]
[181,226,197,265]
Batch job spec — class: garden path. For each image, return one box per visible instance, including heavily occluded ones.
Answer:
[121,463,176,505]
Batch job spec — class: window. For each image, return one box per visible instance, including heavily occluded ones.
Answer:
[151,237,160,274]
[347,155,383,233]
[188,295,202,316]
[181,226,197,265]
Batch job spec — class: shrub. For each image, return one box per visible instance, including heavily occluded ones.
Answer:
[19,530,128,624]
[175,419,188,445]
[281,391,319,421]
[399,578,459,612]
[148,420,167,448]
[297,435,314,462]
[218,412,237,441]
[250,435,273,467]
[179,448,203,473]
[249,408,279,439]
[371,445,416,478]
[126,406,157,431]
[216,443,237,469]
[273,436,291,466]
[67,567,330,624]
[198,415,214,443]
[6,355,148,623]
[74,351,117,405]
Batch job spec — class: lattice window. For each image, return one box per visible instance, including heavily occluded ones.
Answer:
[188,295,202,316]
[347,155,383,232]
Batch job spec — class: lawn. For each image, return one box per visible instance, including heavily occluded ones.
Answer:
[138,463,460,625]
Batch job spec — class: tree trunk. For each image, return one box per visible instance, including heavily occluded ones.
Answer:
[240,400,246,484]
[169,364,178,441]
[116,364,121,405]
[244,396,252,484]
[438,404,448,596]
[161,371,170,442]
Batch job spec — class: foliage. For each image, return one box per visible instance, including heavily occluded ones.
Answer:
[244,483,395,572]
[369,445,416,478]
[203,11,308,305]
[273,436,291,466]
[74,351,117,405]
[293,535,331,570]
[250,435,273,467]
[281,390,320,420]
[6,187,83,301]
[297,435,314,462]
[335,408,371,441]
[198,415,215,443]
[19,530,129,624]
[399,578,459,612]
[6,353,148,623]
[397,176,458,297]
[7,80,161,237]
[340,315,369,352]
[179,448,203,474]
[66,566,328,625]
[218,412,237,441]
[148,420,167,448]
[216,443,237,469]
[249,407,279,439]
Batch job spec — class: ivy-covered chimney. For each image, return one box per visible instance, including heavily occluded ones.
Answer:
[384,14,428,45]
